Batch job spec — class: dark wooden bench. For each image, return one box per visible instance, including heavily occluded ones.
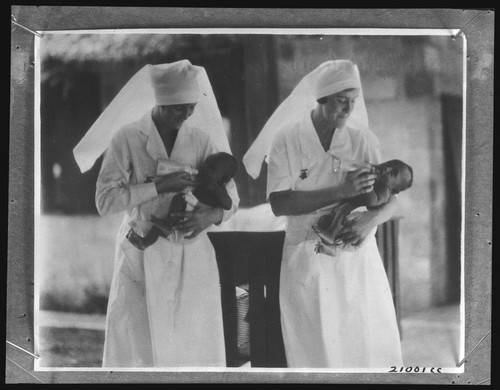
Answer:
[207,217,401,368]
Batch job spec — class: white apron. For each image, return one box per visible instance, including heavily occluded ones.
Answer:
[267,115,403,368]
[97,112,238,367]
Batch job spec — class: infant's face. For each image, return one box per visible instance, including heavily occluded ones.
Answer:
[202,164,230,185]
[382,166,411,194]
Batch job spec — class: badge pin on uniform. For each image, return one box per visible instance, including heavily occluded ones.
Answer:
[300,169,308,180]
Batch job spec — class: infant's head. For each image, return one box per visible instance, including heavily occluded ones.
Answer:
[199,152,238,185]
[377,159,413,194]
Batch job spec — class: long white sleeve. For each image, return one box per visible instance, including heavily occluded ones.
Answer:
[95,130,158,216]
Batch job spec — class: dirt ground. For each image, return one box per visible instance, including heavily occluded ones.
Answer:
[38,327,105,367]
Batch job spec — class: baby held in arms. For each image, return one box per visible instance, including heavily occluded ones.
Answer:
[313,159,413,247]
[129,152,237,250]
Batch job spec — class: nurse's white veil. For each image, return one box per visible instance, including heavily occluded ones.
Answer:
[242,60,375,179]
[73,60,231,173]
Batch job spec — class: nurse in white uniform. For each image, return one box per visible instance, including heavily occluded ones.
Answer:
[73,60,239,368]
[243,60,403,368]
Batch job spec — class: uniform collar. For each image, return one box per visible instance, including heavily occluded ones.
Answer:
[298,113,322,158]
[141,110,187,161]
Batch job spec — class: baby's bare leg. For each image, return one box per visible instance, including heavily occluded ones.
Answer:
[314,202,355,245]
[326,202,354,238]
[151,193,187,236]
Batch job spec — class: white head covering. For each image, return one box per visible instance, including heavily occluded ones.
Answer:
[150,61,200,105]
[315,59,361,100]
[242,59,372,179]
[73,59,230,173]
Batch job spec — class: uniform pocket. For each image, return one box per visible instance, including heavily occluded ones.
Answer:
[119,235,146,282]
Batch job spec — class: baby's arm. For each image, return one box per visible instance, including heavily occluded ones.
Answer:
[365,185,391,209]
[151,192,187,236]
[345,191,378,209]
[195,181,232,210]
[210,185,232,210]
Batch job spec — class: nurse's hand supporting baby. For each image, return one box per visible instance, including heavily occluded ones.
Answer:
[337,194,399,246]
[153,171,221,239]
[171,203,223,239]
